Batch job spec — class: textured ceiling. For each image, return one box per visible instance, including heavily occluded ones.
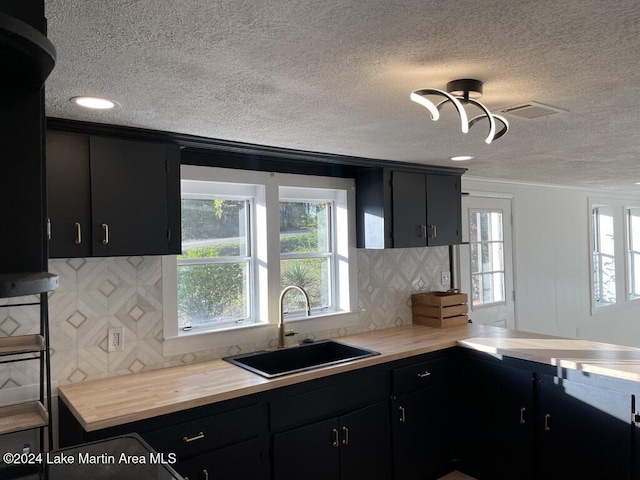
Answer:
[43,0,640,190]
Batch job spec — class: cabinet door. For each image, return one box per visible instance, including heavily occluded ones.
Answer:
[89,137,169,256]
[339,401,391,480]
[537,374,633,480]
[273,418,340,480]
[391,170,427,248]
[177,438,266,480]
[425,174,461,246]
[461,359,534,480]
[46,131,92,258]
[392,385,452,480]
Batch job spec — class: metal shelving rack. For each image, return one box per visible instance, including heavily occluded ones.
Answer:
[0,273,58,452]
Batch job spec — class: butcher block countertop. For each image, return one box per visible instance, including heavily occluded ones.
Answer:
[58,324,640,432]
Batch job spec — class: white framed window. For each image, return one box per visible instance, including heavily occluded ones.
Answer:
[468,209,505,308]
[589,198,640,313]
[626,207,640,299]
[592,205,616,307]
[178,195,254,331]
[163,167,357,355]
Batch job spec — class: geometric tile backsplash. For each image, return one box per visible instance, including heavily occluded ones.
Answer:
[0,247,449,396]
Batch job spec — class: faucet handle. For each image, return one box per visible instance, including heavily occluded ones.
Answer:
[284,329,298,337]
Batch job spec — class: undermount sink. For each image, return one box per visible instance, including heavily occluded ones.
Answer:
[223,340,380,378]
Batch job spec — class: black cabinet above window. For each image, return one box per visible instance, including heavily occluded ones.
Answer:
[46,131,181,258]
[355,166,464,249]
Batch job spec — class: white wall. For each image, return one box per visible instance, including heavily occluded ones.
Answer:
[463,177,640,347]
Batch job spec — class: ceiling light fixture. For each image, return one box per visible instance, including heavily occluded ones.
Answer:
[71,96,116,110]
[450,155,475,161]
[410,79,509,144]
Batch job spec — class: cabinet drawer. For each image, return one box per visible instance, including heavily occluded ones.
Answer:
[270,369,388,432]
[392,356,450,395]
[142,403,263,460]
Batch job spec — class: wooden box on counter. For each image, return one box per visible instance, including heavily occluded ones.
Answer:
[412,291,468,328]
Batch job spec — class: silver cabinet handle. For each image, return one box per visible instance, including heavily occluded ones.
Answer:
[420,225,427,238]
[430,224,437,238]
[342,426,349,445]
[544,413,551,431]
[75,222,82,244]
[417,371,431,378]
[202,469,209,480]
[399,406,406,423]
[332,428,339,447]
[520,407,526,424]
[183,431,205,443]
[102,223,109,245]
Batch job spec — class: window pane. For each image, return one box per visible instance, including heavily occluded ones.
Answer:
[181,199,247,258]
[593,206,616,305]
[469,208,505,307]
[280,201,329,254]
[470,211,480,243]
[280,258,331,311]
[472,272,505,307]
[628,208,640,298]
[177,263,249,327]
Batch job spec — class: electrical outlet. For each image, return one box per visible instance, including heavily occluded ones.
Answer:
[441,271,451,287]
[108,327,124,352]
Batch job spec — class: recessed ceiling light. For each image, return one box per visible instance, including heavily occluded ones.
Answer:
[450,155,475,161]
[71,96,116,110]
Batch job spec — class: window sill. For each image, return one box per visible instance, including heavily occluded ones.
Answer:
[590,296,640,316]
[163,310,360,357]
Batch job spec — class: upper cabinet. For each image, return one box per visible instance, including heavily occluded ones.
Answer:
[46,131,181,258]
[355,167,464,248]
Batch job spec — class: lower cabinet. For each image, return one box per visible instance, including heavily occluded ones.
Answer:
[178,438,265,480]
[536,374,633,480]
[391,355,454,480]
[458,352,637,480]
[272,401,391,480]
[142,403,268,480]
[459,358,534,480]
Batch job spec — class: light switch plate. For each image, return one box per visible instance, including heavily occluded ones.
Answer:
[441,271,451,287]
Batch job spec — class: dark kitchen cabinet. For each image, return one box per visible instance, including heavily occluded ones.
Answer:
[391,355,454,480]
[58,397,269,480]
[459,358,534,480]
[536,373,633,480]
[272,401,391,480]
[355,167,464,248]
[178,438,265,480]
[46,131,181,258]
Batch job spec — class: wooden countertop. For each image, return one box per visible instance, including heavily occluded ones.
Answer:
[58,324,640,431]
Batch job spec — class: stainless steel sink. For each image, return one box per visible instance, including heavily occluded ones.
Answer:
[223,340,380,378]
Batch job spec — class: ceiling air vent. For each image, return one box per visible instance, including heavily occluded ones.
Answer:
[499,102,566,120]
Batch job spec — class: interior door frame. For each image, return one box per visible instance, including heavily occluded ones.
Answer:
[453,191,517,329]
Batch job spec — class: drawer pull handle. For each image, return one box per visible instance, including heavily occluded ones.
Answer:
[417,371,431,378]
[342,426,349,445]
[202,469,209,480]
[544,413,551,431]
[332,428,339,447]
[520,407,526,424]
[399,406,406,423]
[102,223,109,245]
[183,431,205,443]
[75,222,82,244]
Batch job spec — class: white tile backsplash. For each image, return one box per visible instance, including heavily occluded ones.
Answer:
[0,247,449,397]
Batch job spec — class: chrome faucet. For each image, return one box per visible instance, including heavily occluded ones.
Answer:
[278,285,311,349]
